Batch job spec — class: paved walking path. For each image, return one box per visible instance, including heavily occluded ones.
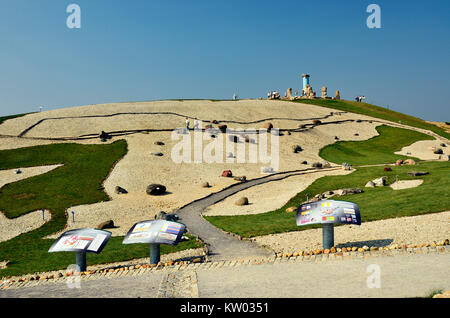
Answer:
[1,249,449,298]
[175,166,341,261]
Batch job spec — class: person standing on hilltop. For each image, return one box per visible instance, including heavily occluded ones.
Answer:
[185,117,190,133]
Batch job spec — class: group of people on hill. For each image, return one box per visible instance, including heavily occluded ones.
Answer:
[267,91,280,99]
[355,95,366,102]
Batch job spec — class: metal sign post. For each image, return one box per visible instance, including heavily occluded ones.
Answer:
[150,243,161,265]
[49,228,112,273]
[123,220,186,265]
[322,223,334,249]
[76,251,87,272]
[296,200,361,249]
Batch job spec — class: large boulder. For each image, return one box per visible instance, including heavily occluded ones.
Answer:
[341,188,364,195]
[407,171,429,177]
[154,211,179,221]
[97,220,115,230]
[146,184,167,195]
[235,197,249,206]
[263,122,273,131]
[292,145,303,153]
[99,131,111,142]
[233,176,247,182]
[115,186,128,194]
[218,124,228,133]
[221,170,232,177]
[365,181,376,188]
[403,159,416,165]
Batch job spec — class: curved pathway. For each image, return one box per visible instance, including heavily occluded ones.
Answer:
[175,166,341,261]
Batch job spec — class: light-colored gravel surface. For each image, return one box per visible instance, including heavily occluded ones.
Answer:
[0,210,52,243]
[0,100,378,238]
[252,211,450,253]
[395,139,449,160]
[0,164,63,188]
[390,179,423,190]
[0,100,447,249]
[203,168,352,216]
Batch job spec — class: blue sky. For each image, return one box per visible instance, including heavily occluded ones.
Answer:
[0,0,449,121]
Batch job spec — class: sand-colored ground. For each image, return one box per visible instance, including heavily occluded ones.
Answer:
[0,100,447,250]
[0,164,63,188]
[203,168,352,216]
[0,209,51,243]
[390,179,423,190]
[395,139,449,160]
[252,211,450,253]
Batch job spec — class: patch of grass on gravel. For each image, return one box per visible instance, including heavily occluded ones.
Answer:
[0,140,202,277]
[287,99,450,140]
[319,125,434,165]
[0,113,31,125]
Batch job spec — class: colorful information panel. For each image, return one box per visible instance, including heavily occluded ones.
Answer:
[122,220,186,246]
[48,228,112,254]
[296,200,361,226]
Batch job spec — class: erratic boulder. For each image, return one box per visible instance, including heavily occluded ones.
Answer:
[235,197,249,206]
[292,145,303,153]
[403,159,416,165]
[146,184,167,195]
[115,186,128,194]
[263,122,273,131]
[407,171,429,177]
[218,124,228,133]
[341,188,364,195]
[97,220,115,230]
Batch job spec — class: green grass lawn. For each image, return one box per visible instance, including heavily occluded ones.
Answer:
[0,141,202,277]
[320,125,434,165]
[205,161,450,238]
[288,99,450,140]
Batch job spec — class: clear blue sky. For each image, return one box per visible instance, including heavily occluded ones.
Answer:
[1,0,449,121]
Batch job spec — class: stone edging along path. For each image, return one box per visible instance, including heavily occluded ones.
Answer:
[1,243,448,291]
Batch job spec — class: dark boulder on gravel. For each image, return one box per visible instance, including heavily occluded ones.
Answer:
[115,186,128,194]
[97,220,115,230]
[146,184,167,195]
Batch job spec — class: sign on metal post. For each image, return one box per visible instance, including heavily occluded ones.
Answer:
[123,220,186,264]
[296,200,361,249]
[48,228,112,272]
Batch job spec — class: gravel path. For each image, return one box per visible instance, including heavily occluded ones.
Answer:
[2,250,449,298]
[176,167,342,261]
